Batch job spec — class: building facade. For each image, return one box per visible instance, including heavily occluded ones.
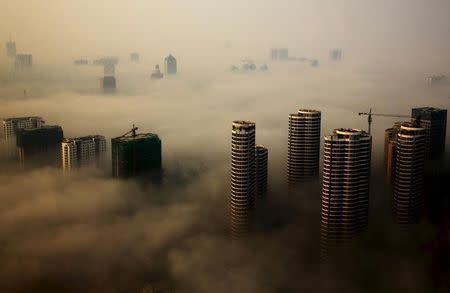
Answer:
[62,135,106,173]
[411,107,447,159]
[391,122,427,226]
[384,122,402,181]
[15,54,32,70]
[255,145,268,201]
[320,128,372,256]
[111,132,162,179]
[16,125,64,168]
[287,109,321,185]
[2,116,45,139]
[164,54,177,75]
[230,121,256,240]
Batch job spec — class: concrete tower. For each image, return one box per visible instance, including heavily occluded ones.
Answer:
[287,109,321,186]
[230,121,256,240]
[255,145,268,201]
[411,107,447,159]
[391,122,427,226]
[16,125,64,169]
[320,128,372,256]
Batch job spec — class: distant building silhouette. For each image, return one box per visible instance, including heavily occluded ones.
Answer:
[15,54,32,70]
[320,128,371,257]
[100,76,116,92]
[164,54,177,75]
[62,135,106,173]
[411,107,447,159]
[151,65,164,79]
[130,52,140,62]
[5,41,16,58]
[330,49,342,61]
[230,121,255,240]
[16,125,64,169]
[287,109,321,186]
[279,48,289,60]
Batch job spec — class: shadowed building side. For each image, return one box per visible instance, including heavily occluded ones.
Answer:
[230,121,255,240]
[112,130,162,182]
[16,125,64,169]
[255,145,268,202]
[411,107,447,159]
[287,109,321,186]
[384,122,401,182]
[320,128,372,257]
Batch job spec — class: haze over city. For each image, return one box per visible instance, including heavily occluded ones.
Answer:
[0,1,449,292]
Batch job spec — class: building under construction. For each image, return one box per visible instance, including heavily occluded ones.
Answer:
[111,126,162,180]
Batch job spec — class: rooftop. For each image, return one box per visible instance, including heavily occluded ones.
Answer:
[3,116,43,122]
[63,135,105,143]
[112,133,159,142]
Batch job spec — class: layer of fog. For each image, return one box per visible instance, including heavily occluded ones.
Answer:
[0,57,449,291]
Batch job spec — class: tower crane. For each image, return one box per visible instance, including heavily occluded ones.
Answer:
[120,124,138,138]
[358,108,411,134]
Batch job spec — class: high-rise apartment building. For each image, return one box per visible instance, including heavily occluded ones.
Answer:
[2,116,45,139]
[389,122,427,226]
[16,125,64,168]
[255,145,268,201]
[62,135,106,173]
[164,54,177,75]
[230,121,256,240]
[111,129,162,179]
[287,109,321,185]
[320,128,372,256]
[411,107,447,159]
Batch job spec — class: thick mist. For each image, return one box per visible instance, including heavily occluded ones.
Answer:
[1,1,450,292]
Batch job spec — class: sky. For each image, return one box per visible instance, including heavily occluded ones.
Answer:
[1,0,450,65]
[0,1,449,292]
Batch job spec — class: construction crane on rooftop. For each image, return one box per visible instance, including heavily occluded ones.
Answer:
[120,124,138,138]
[358,108,411,134]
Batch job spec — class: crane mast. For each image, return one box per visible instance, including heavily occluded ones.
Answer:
[358,108,411,134]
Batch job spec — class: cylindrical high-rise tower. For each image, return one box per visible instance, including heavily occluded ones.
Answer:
[393,122,426,226]
[230,121,256,239]
[255,145,268,201]
[287,109,321,185]
[320,128,372,256]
